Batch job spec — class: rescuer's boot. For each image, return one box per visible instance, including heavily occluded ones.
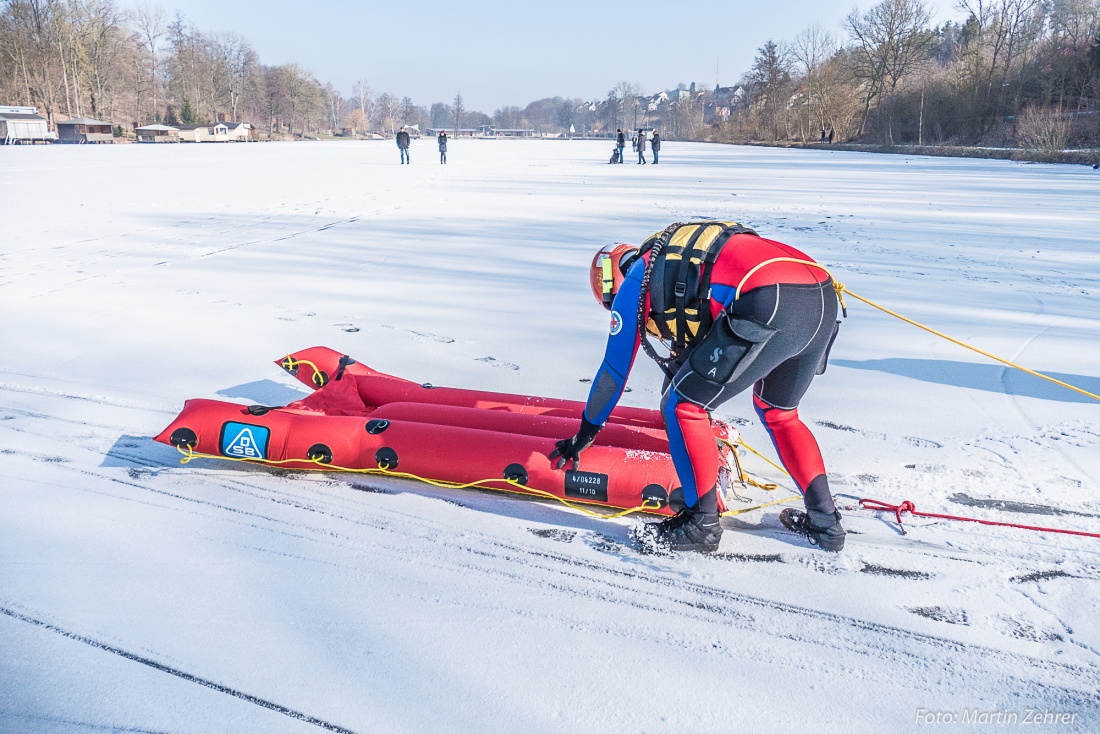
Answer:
[779,508,846,552]
[637,490,722,553]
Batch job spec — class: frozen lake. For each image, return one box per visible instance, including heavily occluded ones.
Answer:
[2,139,1099,732]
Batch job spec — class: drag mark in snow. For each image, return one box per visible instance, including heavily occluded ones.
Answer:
[909,606,970,625]
[0,711,170,733]
[467,537,1100,695]
[861,563,934,580]
[0,605,360,734]
[1011,569,1076,584]
[528,528,577,542]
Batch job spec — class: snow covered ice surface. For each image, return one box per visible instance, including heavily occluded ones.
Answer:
[1,139,1099,733]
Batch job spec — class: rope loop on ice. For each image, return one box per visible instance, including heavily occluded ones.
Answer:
[856,497,1100,539]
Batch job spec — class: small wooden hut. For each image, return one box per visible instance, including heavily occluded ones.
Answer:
[56,117,114,143]
[134,124,180,143]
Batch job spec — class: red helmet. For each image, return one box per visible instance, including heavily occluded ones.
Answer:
[590,243,639,309]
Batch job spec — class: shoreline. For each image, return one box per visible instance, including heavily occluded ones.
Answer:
[729,140,1100,167]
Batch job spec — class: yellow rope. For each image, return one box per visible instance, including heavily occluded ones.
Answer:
[734,259,1098,403]
[716,436,803,515]
[724,494,802,516]
[176,445,662,519]
[734,257,836,301]
[177,439,800,520]
[837,285,1100,402]
[728,437,791,480]
[281,356,327,386]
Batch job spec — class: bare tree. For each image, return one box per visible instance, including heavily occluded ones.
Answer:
[352,78,373,129]
[846,0,935,138]
[261,63,323,137]
[1048,0,1100,50]
[452,91,464,129]
[2,0,65,122]
[429,101,451,128]
[793,23,838,75]
[211,32,254,121]
[611,80,641,129]
[133,2,165,120]
[82,0,131,120]
[792,25,843,138]
[493,104,523,128]
[401,95,418,127]
[954,0,1046,137]
[323,82,344,130]
[376,92,400,134]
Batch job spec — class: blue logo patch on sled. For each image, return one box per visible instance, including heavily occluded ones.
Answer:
[220,422,270,460]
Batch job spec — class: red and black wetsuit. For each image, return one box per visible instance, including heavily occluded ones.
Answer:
[583,232,839,515]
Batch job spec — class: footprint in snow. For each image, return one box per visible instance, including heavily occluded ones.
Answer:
[476,356,519,371]
[814,420,887,440]
[409,330,455,343]
[904,464,947,474]
[335,323,360,333]
[905,437,943,448]
[996,616,1063,642]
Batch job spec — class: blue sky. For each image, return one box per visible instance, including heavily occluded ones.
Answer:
[146,0,952,113]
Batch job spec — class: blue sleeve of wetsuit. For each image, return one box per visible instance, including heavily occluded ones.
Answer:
[582,257,645,425]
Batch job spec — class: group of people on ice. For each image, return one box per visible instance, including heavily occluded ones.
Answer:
[397,127,665,167]
[611,128,660,164]
[553,221,845,554]
[395,128,448,164]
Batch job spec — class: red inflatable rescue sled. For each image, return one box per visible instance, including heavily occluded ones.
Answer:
[154,346,737,516]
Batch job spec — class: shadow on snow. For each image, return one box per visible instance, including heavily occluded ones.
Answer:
[832,358,1099,403]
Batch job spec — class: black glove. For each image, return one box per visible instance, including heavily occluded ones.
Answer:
[550,417,602,469]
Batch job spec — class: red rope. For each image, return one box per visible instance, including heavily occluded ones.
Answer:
[857,498,1100,539]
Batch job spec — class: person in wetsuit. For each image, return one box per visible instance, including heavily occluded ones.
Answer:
[551,222,845,553]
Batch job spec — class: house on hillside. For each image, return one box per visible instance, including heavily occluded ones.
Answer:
[56,117,114,143]
[709,86,745,124]
[177,121,252,142]
[135,124,180,143]
[0,106,55,144]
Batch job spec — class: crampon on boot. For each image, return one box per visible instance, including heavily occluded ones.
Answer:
[779,508,846,552]
[634,506,723,554]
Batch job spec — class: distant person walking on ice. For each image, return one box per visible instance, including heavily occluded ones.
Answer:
[551,222,846,554]
[636,129,647,164]
[396,128,411,164]
[616,129,625,164]
[651,131,661,164]
[438,130,448,164]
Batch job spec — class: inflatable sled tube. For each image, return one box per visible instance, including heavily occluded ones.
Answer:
[155,348,737,515]
[278,346,666,430]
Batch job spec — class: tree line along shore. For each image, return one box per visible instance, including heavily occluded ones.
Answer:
[2,0,1097,163]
